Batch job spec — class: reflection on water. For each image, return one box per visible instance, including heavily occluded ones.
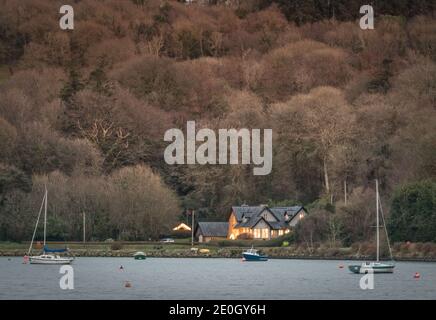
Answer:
[0,257,435,299]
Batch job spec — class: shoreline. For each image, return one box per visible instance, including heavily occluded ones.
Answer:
[2,241,436,262]
[1,250,436,262]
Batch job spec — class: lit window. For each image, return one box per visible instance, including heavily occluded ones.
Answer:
[261,228,269,239]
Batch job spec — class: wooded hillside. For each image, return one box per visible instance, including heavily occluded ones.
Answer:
[0,0,434,242]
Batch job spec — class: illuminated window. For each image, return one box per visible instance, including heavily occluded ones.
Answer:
[261,228,269,239]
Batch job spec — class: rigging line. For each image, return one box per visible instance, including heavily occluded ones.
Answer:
[27,191,46,255]
[378,192,394,261]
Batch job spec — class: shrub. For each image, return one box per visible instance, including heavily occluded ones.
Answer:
[258,233,295,247]
[170,231,191,239]
[110,242,123,250]
[209,239,255,247]
[388,180,436,242]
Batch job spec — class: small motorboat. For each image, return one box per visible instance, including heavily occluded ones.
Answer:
[133,251,146,260]
[242,247,268,261]
[348,261,395,274]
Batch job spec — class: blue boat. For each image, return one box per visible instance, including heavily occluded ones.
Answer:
[242,247,268,261]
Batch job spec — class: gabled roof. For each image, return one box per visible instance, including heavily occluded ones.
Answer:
[268,221,287,229]
[231,205,306,230]
[231,206,264,222]
[196,222,229,237]
[235,215,263,228]
[270,206,305,221]
[251,217,288,230]
[173,222,191,231]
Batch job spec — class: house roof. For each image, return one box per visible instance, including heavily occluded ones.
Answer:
[268,221,287,229]
[250,217,288,230]
[173,222,191,231]
[235,215,263,228]
[196,222,229,237]
[231,206,264,221]
[270,206,305,221]
[231,205,306,229]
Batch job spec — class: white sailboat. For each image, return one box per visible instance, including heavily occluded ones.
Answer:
[26,187,74,265]
[349,179,395,274]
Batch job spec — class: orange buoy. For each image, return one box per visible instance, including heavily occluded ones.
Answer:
[414,272,421,279]
[339,264,344,269]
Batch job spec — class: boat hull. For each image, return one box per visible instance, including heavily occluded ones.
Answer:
[29,256,74,265]
[133,251,146,260]
[242,253,268,261]
[348,263,395,274]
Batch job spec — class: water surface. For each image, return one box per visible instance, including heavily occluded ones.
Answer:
[0,257,435,299]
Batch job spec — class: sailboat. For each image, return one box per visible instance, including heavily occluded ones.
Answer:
[349,179,395,274]
[26,187,74,265]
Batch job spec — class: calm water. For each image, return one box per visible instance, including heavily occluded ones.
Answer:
[0,257,435,299]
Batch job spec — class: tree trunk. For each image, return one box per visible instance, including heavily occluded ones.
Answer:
[344,179,348,205]
[323,156,330,194]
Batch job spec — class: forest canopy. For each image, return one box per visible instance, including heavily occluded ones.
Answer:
[0,0,435,242]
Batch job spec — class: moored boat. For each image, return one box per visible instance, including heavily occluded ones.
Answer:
[27,187,74,265]
[133,251,146,260]
[348,179,395,274]
[29,254,74,265]
[348,262,394,274]
[242,247,268,261]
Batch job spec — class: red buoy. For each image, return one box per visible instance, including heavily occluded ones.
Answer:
[414,272,421,279]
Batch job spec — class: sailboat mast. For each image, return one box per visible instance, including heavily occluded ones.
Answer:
[43,186,47,247]
[376,179,380,262]
[27,191,46,255]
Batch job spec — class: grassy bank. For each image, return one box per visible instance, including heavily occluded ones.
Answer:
[1,241,436,262]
